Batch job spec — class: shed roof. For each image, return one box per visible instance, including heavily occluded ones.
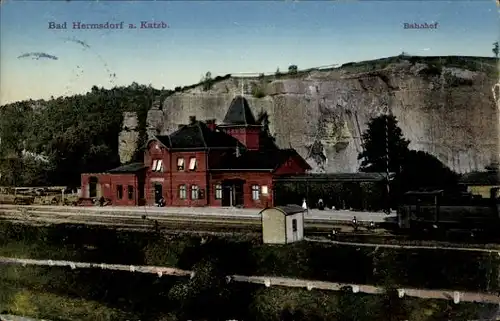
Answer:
[260,204,305,216]
[459,170,500,186]
[107,162,147,173]
[221,96,258,126]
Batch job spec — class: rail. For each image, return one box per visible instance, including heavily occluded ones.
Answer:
[0,256,498,304]
[305,237,500,254]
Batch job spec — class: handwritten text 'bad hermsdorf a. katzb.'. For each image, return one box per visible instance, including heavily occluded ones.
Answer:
[48,21,169,30]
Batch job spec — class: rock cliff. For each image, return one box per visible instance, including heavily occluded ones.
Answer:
[139,56,499,173]
[119,111,139,164]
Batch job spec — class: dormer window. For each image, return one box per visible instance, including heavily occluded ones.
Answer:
[177,157,185,171]
[152,159,163,172]
[189,157,197,171]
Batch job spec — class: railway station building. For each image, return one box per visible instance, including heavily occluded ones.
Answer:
[81,96,311,208]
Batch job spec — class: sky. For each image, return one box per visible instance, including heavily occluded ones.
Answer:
[0,0,499,105]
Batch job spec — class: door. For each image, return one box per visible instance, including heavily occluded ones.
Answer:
[233,183,244,207]
[89,177,98,198]
[138,180,145,205]
[154,184,163,204]
[221,180,245,207]
[291,218,298,242]
[221,184,232,207]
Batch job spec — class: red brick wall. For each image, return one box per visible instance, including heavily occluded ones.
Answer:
[221,127,260,150]
[169,151,208,207]
[146,141,170,206]
[81,173,140,206]
[81,138,309,208]
[109,174,141,206]
[145,140,210,207]
[209,172,273,208]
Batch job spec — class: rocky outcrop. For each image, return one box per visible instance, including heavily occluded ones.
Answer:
[136,57,499,173]
[118,112,139,164]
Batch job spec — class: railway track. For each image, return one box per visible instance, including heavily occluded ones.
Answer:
[0,205,377,232]
[2,206,499,250]
[0,208,364,234]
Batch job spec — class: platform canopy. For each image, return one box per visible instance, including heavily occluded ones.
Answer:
[273,172,396,183]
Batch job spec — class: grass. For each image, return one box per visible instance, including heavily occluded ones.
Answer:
[0,264,495,321]
[0,222,499,293]
[0,266,134,321]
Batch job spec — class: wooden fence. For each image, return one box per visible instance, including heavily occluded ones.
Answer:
[0,256,498,304]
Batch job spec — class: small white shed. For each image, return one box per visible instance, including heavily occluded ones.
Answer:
[260,205,305,244]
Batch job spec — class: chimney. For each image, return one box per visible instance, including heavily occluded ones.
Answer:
[206,119,217,131]
[189,116,197,125]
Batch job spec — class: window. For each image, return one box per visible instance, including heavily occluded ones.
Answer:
[292,219,297,232]
[261,185,269,195]
[191,185,199,200]
[179,185,187,199]
[127,185,134,200]
[189,157,197,171]
[152,159,163,172]
[116,185,123,199]
[177,158,185,170]
[215,184,222,199]
[251,185,260,200]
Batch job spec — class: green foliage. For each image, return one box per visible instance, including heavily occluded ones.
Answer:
[0,223,498,320]
[335,286,372,321]
[338,55,497,75]
[418,63,443,77]
[358,114,410,173]
[399,150,459,192]
[493,42,499,58]
[288,64,298,74]
[275,67,282,78]
[202,71,213,91]
[0,84,169,187]
[168,258,232,320]
[358,115,460,206]
[251,83,266,98]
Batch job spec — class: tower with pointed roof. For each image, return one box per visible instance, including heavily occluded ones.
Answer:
[218,96,262,150]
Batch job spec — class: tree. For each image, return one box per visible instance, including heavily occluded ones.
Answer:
[168,258,232,320]
[275,67,281,78]
[358,114,410,173]
[202,71,213,91]
[288,64,298,74]
[493,42,499,58]
[399,150,459,192]
[0,83,170,187]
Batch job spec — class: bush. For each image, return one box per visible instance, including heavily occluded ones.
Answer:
[251,84,266,98]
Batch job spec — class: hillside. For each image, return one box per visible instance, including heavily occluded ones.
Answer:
[1,55,498,187]
[143,55,499,173]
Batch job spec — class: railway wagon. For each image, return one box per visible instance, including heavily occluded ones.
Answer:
[397,189,500,233]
